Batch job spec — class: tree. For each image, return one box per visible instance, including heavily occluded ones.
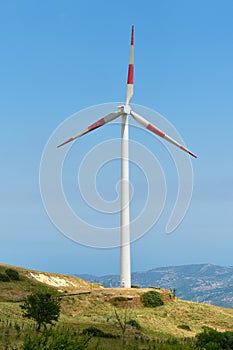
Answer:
[20,292,61,330]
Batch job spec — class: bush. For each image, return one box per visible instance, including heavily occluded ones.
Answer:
[5,268,20,281]
[0,273,10,282]
[195,328,233,349]
[110,296,128,306]
[178,324,191,331]
[127,319,141,330]
[113,296,128,302]
[83,326,117,338]
[141,291,164,307]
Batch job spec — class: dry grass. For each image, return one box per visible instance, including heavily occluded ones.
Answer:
[58,287,233,338]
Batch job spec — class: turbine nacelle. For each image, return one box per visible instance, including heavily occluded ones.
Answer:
[118,105,131,115]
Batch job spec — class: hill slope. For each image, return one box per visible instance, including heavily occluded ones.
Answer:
[0,262,233,340]
[77,263,233,308]
[0,262,99,302]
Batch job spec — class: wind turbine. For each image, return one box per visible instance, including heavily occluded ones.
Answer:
[57,26,197,288]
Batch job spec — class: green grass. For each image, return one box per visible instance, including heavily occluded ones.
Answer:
[0,320,196,350]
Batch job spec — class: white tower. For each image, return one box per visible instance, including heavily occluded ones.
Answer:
[57,26,197,288]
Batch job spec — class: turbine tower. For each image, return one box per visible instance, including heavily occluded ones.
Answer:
[57,26,197,288]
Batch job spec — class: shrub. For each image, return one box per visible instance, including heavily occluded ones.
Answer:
[23,329,91,350]
[178,324,191,331]
[83,326,117,338]
[196,328,233,349]
[110,296,128,306]
[5,268,20,281]
[170,288,177,298]
[113,296,128,302]
[127,319,141,330]
[141,291,164,307]
[0,273,10,282]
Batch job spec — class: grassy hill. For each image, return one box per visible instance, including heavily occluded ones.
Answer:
[1,263,233,349]
[0,262,97,302]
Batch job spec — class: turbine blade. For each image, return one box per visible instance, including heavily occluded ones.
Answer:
[126,25,134,105]
[57,111,122,148]
[130,110,197,158]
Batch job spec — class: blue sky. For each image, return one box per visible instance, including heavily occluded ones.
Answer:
[1,0,233,276]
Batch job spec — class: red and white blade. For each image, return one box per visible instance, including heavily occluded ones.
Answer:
[130,110,197,158]
[57,111,122,148]
[126,25,134,105]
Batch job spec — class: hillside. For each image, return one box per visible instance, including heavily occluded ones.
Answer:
[0,262,101,302]
[77,263,233,308]
[0,262,233,344]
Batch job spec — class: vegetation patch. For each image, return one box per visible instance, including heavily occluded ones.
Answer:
[178,324,191,331]
[0,273,10,282]
[110,296,129,306]
[20,329,92,350]
[5,268,20,281]
[141,290,164,308]
[127,318,141,330]
[196,327,233,349]
[0,268,20,283]
[83,325,117,338]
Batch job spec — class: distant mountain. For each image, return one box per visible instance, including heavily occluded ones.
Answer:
[76,264,233,308]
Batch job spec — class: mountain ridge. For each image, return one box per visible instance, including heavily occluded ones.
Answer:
[76,263,233,308]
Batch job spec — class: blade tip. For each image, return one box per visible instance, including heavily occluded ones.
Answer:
[190,152,198,158]
[131,25,134,45]
[57,143,65,148]
[180,145,197,159]
[57,142,65,148]
[57,137,74,148]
